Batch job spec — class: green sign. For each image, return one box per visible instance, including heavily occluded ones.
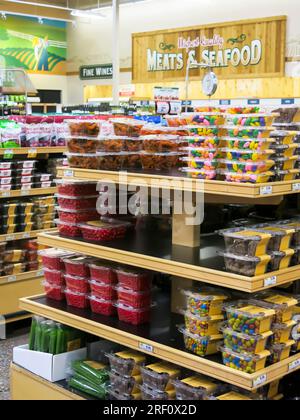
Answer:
[80,64,113,80]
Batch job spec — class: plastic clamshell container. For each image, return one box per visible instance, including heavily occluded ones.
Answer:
[89,280,116,301]
[225,127,274,139]
[220,171,274,184]
[180,309,223,337]
[274,156,298,171]
[55,194,98,211]
[184,136,220,148]
[114,285,151,309]
[225,113,279,127]
[66,136,103,153]
[66,153,101,170]
[276,221,300,247]
[207,390,258,401]
[221,148,275,161]
[79,220,129,243]
[220,346,270,374]
[220,159,275,174]
[64,274,90,294]
[138,385,175,401]
[3,249,26,263]
[55,219,82,239]
[88,261,118,284]
[43,281,65,301]
[275,169,300,181]
[181,113,226,126]
[105,351,146,377]
[181,288,228,317]
[221,325,273,354]
[253,292,298,324]
[223,252,271,276]
[109,371,142,395]
[183,146,220,160]
[108,389,140,401]
[273,143,298,158]
[181,156,219,170]
[180,167,217,180]
[220,137,275,152]
[179,326,222,358]
[63,256,92,278]
[88,295,115,316]
[111,118,144,137]
[172,376,218,400]
[291,317,300,352]
[116,267,152,291]
[44,268,65,286]
[224,301,276,335]
[140,125,189,136]
[185,126,224,137]
[39,248,75,270]
[56,207,99,224]
[269,249,295,271]
[141,152,181,171]
[67,119,102,137]
[56,179,97,197]
[141,135,180,153]
[271,320,297,345]
[115,302,151,325]
[140,362,181,391]
[220,228,272,257]
[65,288,89,309]
[268,340,295,364]
[271,131,298,145]
[253,226,295,252]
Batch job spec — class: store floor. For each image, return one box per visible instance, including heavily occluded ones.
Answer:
[0,320,30,401]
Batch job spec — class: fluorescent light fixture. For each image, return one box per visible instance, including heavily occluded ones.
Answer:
[91,0,153,12]
[0,10,74,23]
[71,10,106,20]
[6,0,73,11]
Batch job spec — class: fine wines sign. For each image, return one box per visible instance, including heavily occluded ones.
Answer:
[132,16,286,83]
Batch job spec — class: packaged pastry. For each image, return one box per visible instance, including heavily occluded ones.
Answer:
[271,320,296,345]
[252,292,298,324]
[109,371,142,395]
[56,194,98,211]
[111,118,144,137]
[115,302,151,325]
[268,250,294,271]
[44,267,65,286]
[140,362,180,391]
[63,256,92,278]
[105,351,146,377]
[65,274,89,294]
[223,253,271,276]
[65,288,89,309]
[221,159,275,174]
[3,262,26,275]
[79,220,129,243]
[141,152,181,171]
[138,385,175,401]
[221,325,273,354]
[253,226,295,252]
[180,167,217,180]
[89,295,115,316]
[224,301,275,335]
[56,219,82,238]
[220,347,270,374]
[172,375,218,400]
[66,153,101,170]
[56,180,97,197]
[221,137,275,152]
[220,228,272,257]
[67,120,102,137]
[43,281,65,301]
[179,327,223,357]
[89,280,116,301]
[268,340,295,364]
[3,249,26,263]
[179,309,223,337]
[181,288,228,317]
[89,261,118,284]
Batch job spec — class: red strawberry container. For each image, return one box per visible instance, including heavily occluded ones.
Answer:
[56,194,98,211]
[56,180,97,197]
[57,207,99,224]
[63,256,93,277]
[44,281,65,301]
[65,274,90,294]
[27,261,40,271]
[115,285,151,309]
[56,219,82,238]
[44,268,65,286]
[39,249,75,270]
[116,267,153,291]
[89,295,116,316]
[65,289,89,309]
[79,220,129,243]
[89,280,116,300]
[88,261,118,284]
[115,302,151,325]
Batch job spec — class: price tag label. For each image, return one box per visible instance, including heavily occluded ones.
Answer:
[4,149,14,159]
[289,359,300,372]
[22,184,32,191]
[2,191,11,197]
[64,170,74,178]
[139,343,154,353]
[23,233,31,239]
[293,183,300,192]
[28,148,38,158]
[264,276,277,288]
[253,374,267,388]
[36,269,44,277]
[21,190,29,196]
[6,234,15,241]
[8,275,17,283]
[260,186,273,196]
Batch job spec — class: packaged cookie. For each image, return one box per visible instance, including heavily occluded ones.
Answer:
[222,253,271,276]
[220,228,272,257]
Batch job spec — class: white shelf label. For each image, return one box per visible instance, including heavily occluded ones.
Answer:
[289,359,300,372]
[64,170,74,178]
[6,234,15,241]
[21,190,28,196]
[260,186,273,196]
[293,183,300,192]
[4,149,14,158]
[2,191,10,197]
[8,275,17,283]
[264,276,277,288]
[36,269,44,277]
[23,233,31,239]
[139,343,154,353]
[28,148,37,158]
[253,374,267,388]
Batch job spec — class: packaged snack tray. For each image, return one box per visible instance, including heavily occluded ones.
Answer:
[105,351,146,377]
[223,252,271,276]
[3,249,26,263]
[221,325,273,354]
[179,327,223,357]
[65,274,89,294]
[142,135,181,153]
[141,125,189,136]
[66,153,100,170]
[220,346,270,374]
[109,371,142,395]
[43,281,65,301]
[89,280,116,301]
[116,267,152,291]
[172,375,218,400]
[89,261,118,284]
[65,288,89,309]
[186,126,223,137]
[114,285,151,309]
[79,220,129,243]
[138,385,175,401]
[115,302,151,325]
[67,120,102,137]
[39,248,74,270]
[44,268,65,286]
[253,226,295,252]
[56,194,98,211]
[221,148,274,161]
[220,228,272,257]
[274,156,298,171]
[180,167,217,180]
[179,309,223,337]
[225,127,274,139]
[111,118,144,137]
[56,219,82,238]
[220,159,275,174]
[268,250,294,271]
[220,137,275,152]
[89,295,115,316]
[268,340,295,364]
[140,362,180,391]
[253,292,298,324]
[271,320,297,344]
[225,113,279,127]
[56,180,97,197]
[274,169,300,181]
[63,256,92,278]
[185,136,220,148]
[57,207,99,224]
[181,288,228,317]
[141,152,181,171]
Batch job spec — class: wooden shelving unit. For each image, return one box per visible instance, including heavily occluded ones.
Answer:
[0,147,66,156]
[0,187,57,199]
[0,228,56,243]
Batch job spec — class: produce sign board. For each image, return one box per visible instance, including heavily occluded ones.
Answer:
[132,16,286,83]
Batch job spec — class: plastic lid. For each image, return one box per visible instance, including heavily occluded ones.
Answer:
[224,300,276,319]
[56,206,98,214]
[64,288,86,297]
[55,194,99,200]
[114,302,151,312]
[79,220,130,231]
[88,295,114,304]
[39,248,76,258]
[219,346,270,360]
[114,285,151,296]
[178,325,223,342]
[181,287,229,302]
[55,179,97,185]
[220,136,275,142]
[64,273,89,281]
[178,308,224,322]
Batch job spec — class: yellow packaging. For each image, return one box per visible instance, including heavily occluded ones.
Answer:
[272,320,296,344]
[254,255,272,276]
[115,351,146,376]
[181,375,218,393]
[217,392,254,400]
[142,362,180,391]
[230,230,272,257]
[263,294,298,323]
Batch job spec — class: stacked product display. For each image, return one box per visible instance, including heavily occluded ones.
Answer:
[0,239,43,276]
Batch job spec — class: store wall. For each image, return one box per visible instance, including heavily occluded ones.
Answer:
[29,74,68,103]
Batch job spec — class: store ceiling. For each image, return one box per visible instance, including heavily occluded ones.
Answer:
[4,0,146,10]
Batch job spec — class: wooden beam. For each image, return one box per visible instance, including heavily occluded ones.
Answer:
[0,1,72,20]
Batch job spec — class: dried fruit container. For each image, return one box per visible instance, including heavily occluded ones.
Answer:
[138,385,175,400]
[39,248,74,270]
[274,156,298,171]
[56,194,98,211]
[44,268,65,286]
[179,327,222,357]
[114,285,151,309]
[56,180,97,197]
[111,118,144,137]
[63,256,93,277]
[221,325,273,354]
[66,136,104,153]
[221,137,275,152]
[109,371,141,395]
[271,320,296,345]
[65,274,90,294]
[253,292,298,324]
[116,267,152,291]
[226,127,274,139]
[79,220,129,243]
[123,153,142,169]
[220,346,270,374]
[140,362,181,391]
[181,288,228,317]
[3,249,26,263]
[268,250,295,271]
[220,228,272,257]
[221,148,274,161]
[105,351,146,377]
[89,295,115,316]
[67,153,101,170]
[224,301,275,335]
[172,376,218,400]
[56,219,82,239]
[65,289,89,309]
[89,280,116,300]
[223,253,271,276]
[180,168,217,180]
[142,135,180,153]
[115,302,151,325]
[164,115,189,127]
[179,309,223,337]
[141,152,181,171]
[221,159,275,174]
[67,120,102,137]
[253,226,295,252]
[226,114,279,127]
[141,125,189,136]
[43,281,65,301]
[268,340,295,364]
[89,261,117,284]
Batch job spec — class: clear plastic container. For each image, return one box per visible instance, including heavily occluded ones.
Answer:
[224,300,276,335]
[44,267,65,286]
[141,152,181,171]
[27,250,38,262]
[179,309,223,337]
[17,213,34,224]
[67,119,102,137]
[220,159,275,174]
[89,261,118,284]
[271,320,297,344]
[111,118,144,137]
[97,152,127,171]
[3,262,26,276]
[180,167,217,180]
[109,371,141,395]
[123,153,142,169]
[116,267,152,291]
[66,136,102,153]
[220,346,270,374]
[1,224,17,234]
[291,316,300,352]
[39,248,74,270]
[34,173,53,183]
[65,288,89,309]
[172,376,218,400]
[15,160,37,170]
[269,340,295,365]
[185,135,220,148]
[271,131,298,145]
[182,113,226,126]
[181,157,218,171]
[67,153,101,170]
[140,362,181,391]
[226,114,279,127]
[114,285,151,309]
[43,281,65,301]
[220,228,272,257]
[56,179,97,197]
[3,249,26,263]
[274,169,300,181]
[274,156,298,171]
[222,148,274,162]
[273,143,298,158]
[142,135,180,153]
[181,288,229,317]
[88,295,115,316]
[179,327,222,357]
[253,292,298,324]
[187,126,224,137]
[223,252,271,276]
[225,127,274,139]
[141,125,189,136]
[63,256,93,278]
[105,351,146,377]
[89,280,116,301]
[56,194,98,211]
[269,250,295,271]
[2,203,18,217]
[253,226,295,252]
[221,325,273,354]
[115,302,151,325]
[56,219,82,239]
[221,137,275,152]
[57,207,99,224]
[98,136,143,153]
[108,389,140,401]
[79,220,129,243]
[64,274,89,294]
[276,221,300,247]
[221,171,274,184]
[138,385,175,401]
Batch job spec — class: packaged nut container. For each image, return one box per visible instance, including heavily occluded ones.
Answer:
[252,225,295,252]
[138,385,176,401]
[268,340,295,364]
[179,327,223,357]
[181,288,229,317]
[105,351,146,376]
[224,301,276,335]
[172,375,218,400]
[252,292,298,324]
[140,362,181,391]
[109,371,142,395]
[271,320,297,345]
[67,119,102,137]
[179,308,223,337]
[268,249,295,271]
[220,228,272,257]
[222,253,271,276]
[221,325,273,354]
[220,346,270,374]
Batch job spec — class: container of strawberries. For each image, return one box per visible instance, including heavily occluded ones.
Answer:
[79,220,130,243]
[65,289,89,309]
[89,295,116,316]
[115,285,151,309]
[65,274,90,294]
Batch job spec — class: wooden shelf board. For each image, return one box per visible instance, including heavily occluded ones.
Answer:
[38,232,300,293]
[58,167,300,198]
[20,295,300,391]
[0,147,66,156]
[0,269,44,286]
[1,228,56,243]
[0,187,57,199]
